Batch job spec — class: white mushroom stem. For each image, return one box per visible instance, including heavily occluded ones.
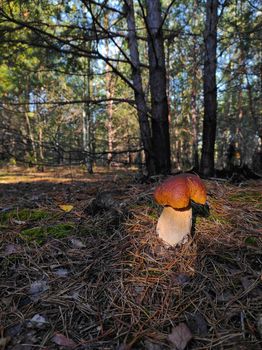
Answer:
[156,206,192,246]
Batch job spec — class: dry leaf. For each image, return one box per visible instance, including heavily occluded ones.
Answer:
[5,323,22,337]
[171,273,190,286]
[59,204,74,212]
[186,312,208,336]
[216,290,234,302]
[144,340,164,350]
[168,323,192,350]
[29,314,48,329]
[241,276,254,290]
[52,333,76,348]
[29,280,49,295]
[4,244,22,256]
[53,268,69,277]
[70,238,86,248]
[1,297,12,307]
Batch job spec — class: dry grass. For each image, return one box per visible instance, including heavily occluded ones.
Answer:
[0,167,261,349]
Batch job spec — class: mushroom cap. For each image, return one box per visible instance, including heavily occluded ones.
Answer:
[154,173,207,209]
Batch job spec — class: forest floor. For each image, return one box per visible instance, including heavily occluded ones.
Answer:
[0,166,261,350]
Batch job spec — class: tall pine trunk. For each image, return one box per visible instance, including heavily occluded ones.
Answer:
[200,0,218,177]
[125,0,156,176]
[145,0,171,175]
[191,0,200,170]
[24,79,37,165]
[24,111,37,165]
[191,36,199,170]
[105,13,114,166]
[191,85,199,170]
[83,56,94,174]
[106,73,114,166]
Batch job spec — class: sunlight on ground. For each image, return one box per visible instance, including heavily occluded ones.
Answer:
[0,165,137,184]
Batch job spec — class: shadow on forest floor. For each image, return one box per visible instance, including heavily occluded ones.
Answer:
[0,167,262,349]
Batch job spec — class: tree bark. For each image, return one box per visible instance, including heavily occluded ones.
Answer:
[105,13,114,167]
[125,0,156,176]
[145,0,171,175]
[36,107,44,171]
[191,86,199,170]
[83,56,94,174]
[24,80,37,165]
[190,0,200,171]
[190,36,199,170]
[200,0,218,177]
[24,111,37,164]
[106,74,114,166]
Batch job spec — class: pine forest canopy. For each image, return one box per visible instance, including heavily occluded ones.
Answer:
[0,0,261,176]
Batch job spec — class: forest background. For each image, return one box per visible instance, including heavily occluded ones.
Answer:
[0,0,261,177]
[1,2,262,349]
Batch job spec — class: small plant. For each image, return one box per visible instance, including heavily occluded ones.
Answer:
[8,157,16,166]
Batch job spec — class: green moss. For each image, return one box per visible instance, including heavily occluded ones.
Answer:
[228,191,262,209]
[0,208,51,224]
[78,225,103,236]
[0,223,9,229]
[228,191,262,204]
[196,210,229,225]
[20,222,75,244]
[255,202,262,209]
[206,212,230,224]
[147,210,159,220]
[244,237,258,246]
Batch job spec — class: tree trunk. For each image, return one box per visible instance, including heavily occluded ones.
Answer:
[190,0,200,171]
[105,13,114,167]
[247,80,262,149]
[34,88,44,171]
[83,56,94,174]
[37,117,44,171]
[23,79,37,165]
[106,86,114,166]
[191,87,199,170]
[24,111,37,164]
[145,0,171,175]
[200,0,218,177]
[191,37,199,170]
[125,0,155,176]
[244,62,262,167]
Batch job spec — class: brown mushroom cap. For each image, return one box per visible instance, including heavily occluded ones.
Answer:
[154,173,207,209]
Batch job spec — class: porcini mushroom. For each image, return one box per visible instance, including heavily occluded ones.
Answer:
[154,174,207,246]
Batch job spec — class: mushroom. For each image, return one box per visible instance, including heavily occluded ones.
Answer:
[154,173,207,246]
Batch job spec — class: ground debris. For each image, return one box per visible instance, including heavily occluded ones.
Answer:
[1,168,262,349]
[69,237,86,248]
[27,314,48,329]
[52,333,77,347]
[167,323,192,350]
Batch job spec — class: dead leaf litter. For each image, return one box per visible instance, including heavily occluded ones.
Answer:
[0,168,261,349]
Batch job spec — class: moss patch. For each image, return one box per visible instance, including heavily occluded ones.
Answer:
[244,236,258,246]
[0,208,51,224]
[20,222,75,244]
[147,209,159,220]
[206,212,230,225]
[228,191,262,208]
